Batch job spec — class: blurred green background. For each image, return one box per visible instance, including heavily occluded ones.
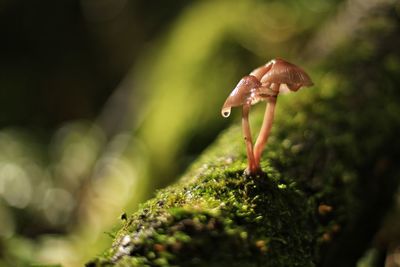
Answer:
[0,0,399,266]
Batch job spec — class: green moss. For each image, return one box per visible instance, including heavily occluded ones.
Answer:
[92,168,316,267]
[90,93,349,266]
[89,4,400,267]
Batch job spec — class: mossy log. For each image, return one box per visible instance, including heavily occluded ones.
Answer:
[89,5,400,267]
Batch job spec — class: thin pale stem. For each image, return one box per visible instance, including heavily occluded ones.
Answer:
[253,97,277,170]
[242,104,257,174]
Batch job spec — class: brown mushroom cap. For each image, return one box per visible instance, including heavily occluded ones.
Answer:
[221,75,261,117]
[260,58,313,92]
[249,64,272,80]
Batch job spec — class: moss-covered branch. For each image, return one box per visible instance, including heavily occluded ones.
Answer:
[89,4,400,267]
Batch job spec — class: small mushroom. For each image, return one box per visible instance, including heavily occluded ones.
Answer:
[252,59,313,170]
[221,75,277,174]
[221,58,313,175]
[318,204,333,216]
[221,75,262,118]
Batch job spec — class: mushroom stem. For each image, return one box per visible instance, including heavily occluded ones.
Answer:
[253,96,277,170]
[242,104,257,174]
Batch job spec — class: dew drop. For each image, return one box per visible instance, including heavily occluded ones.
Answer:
[221,107,231,118]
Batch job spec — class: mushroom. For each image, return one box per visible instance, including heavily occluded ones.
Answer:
[252,59,313,171]
[221,58,313,175]
[221,75,277,174]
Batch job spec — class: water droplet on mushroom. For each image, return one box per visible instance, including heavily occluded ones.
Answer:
[221,107,231,117]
